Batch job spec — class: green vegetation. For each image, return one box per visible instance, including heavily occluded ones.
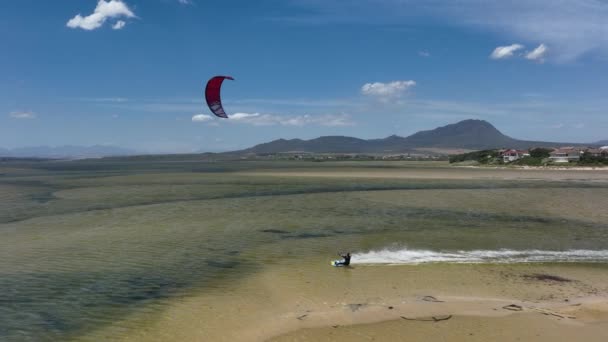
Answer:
[450,147,606,167]
[507,148,552,166]
[580,154,608,165]
[529,148,552,159]
[511,156,545,166]
[449,150,501,164]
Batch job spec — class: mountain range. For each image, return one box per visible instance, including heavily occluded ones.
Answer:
[595,140,608,146]
[0,145,136,159]
[238,119,592,155]
[2,120,605,159]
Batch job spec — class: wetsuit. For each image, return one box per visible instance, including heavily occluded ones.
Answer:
[340,254,351,266]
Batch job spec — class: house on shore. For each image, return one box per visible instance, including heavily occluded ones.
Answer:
[585,148,604,158]
[549,147,584,163]
[500,149,530,163]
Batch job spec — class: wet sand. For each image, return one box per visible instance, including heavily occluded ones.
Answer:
[265,263,608,342]
[91,260,608,341]
[238,167,608,182]
[272,308,608,342]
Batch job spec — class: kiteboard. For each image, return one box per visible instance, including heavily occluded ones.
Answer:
[331,260,344,267]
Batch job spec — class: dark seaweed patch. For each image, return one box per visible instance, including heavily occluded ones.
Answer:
[524,274,572,282]
[38,311,72,333]
[261,229,290,234]
[282,232,333,239]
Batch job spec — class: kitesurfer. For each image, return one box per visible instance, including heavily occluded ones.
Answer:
[337,252,351,266]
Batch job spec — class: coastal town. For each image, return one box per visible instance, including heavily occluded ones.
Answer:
[500,146,608,163]
[451,146,608,166]
[234,144,608,165]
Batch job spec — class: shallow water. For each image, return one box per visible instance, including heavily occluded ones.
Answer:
[353,248,608,264]
[1,160,608,340]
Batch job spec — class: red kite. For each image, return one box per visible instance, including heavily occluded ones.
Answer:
[205,76,234,118]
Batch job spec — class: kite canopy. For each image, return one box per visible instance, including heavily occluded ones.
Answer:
[205,76,234,118]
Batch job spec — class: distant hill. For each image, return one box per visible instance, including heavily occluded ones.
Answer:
[0,145,137,159]
[239,119,573,154]
[399,119,519,149]
[244,136,370,154]
[3,120,596,160]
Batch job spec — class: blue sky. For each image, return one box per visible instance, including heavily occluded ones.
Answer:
[2,0,608,153]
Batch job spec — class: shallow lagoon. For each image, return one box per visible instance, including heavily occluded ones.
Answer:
[1,160,608,340]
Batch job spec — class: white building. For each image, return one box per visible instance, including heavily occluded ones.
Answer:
[549,147,583,163]
[501,149,530,163]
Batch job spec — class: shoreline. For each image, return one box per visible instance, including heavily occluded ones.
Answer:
[453,165,608,171]
[91,262,608,342]
[269,295,608,342]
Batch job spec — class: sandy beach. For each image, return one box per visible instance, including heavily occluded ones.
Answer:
[237,167,608,182]
[272,305,608,342]
[90,260,608,342]
[264,265,608,342]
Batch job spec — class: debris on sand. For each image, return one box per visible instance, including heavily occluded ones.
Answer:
[421,296,444,303]
[503,304,523,311]
[346,303,367,312]
[401,315,452,322]
[523,274,571,282]
[296,314,308,320]
[502,304,575,319]
[528,307,576,319]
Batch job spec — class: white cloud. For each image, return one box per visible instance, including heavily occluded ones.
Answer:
[112,20,126,30]
[67,0,135,31]
[526,43,548,62]
[361,81,416,99]
[490,44,524,59]
[418,50,431,57]
[230,112,266,124]
[229,112,353,127]
[491,43,549,63]
[288,0,608,62]
[192,114,213,122]
[9,111,36,119]
[454,1,608,62]
[178,0,193,4]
